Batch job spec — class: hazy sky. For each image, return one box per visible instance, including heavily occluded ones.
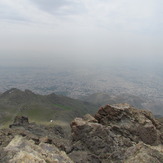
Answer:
[0,0,162,67]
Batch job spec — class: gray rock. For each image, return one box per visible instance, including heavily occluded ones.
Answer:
[124,143,163,163]
[4,135,74,163]
[94,104,161,145]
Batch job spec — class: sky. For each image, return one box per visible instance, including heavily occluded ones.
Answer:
[0,0,163,67]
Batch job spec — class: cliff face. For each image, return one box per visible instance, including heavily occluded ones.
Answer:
[0,104,163,163]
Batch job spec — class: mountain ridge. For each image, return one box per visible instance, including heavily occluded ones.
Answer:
[0,88,98,127]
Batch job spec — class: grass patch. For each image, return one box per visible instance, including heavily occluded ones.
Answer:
[52,104,72,110]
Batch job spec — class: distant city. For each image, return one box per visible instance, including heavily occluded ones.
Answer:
[0,65,162,101]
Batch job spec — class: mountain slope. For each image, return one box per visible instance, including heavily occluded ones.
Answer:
[0,88,98,127]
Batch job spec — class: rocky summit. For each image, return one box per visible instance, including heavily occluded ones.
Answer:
[70,103,163,163]
[0,104,163,163]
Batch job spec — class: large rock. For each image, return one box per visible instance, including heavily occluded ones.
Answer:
[94,103,161,145]
[3,135,73,163]
[70,103,163,162]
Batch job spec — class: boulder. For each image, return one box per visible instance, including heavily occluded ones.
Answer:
[94,103,161,145]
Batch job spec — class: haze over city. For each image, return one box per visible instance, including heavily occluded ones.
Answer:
[0,0,162,67]
[0,0,163,115]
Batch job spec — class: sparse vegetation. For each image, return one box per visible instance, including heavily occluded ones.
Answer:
[0,88,98,127]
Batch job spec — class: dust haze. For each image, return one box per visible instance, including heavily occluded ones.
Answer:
[0,0,163,114]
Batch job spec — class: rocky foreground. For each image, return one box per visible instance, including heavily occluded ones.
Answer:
[0,103,163,163]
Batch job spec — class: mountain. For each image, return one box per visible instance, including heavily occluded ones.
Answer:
[0,88,98,127]
[82,92,145,108]
[81,92,163,116]
[1,104,163,162]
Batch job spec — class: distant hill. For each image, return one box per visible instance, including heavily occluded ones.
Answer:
[0,88,98,127]
[81,92,163,116]
[82,93,145,108]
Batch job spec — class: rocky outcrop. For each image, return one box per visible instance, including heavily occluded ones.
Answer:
[95,103,161,145]
[0,116,72,162]
[1,104,163,162]
[70,103,163,162]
